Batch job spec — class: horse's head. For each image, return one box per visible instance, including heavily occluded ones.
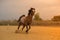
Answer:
[30,8,35,16]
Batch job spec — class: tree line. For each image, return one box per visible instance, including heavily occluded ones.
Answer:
[0,13,60,26]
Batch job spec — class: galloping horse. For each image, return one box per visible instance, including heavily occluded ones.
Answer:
[17,8,35,33]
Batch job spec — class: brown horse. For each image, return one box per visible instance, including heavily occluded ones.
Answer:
[17,8,35,33]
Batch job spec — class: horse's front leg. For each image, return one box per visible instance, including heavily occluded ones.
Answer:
[26,25,31,33]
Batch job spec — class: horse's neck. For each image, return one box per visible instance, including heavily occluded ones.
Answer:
[28,15,33,19]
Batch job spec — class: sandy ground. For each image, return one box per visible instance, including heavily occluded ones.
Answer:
[0,26,60,40]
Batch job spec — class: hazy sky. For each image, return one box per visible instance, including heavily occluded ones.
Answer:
[0,0,60,20]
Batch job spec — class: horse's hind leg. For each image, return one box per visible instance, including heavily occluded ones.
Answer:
[17,23,21,30]
[28,25,31,30]
[26,25,29,33]
[22,25,25,31]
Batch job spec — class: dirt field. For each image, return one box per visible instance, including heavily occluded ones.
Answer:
[0,26,60,40]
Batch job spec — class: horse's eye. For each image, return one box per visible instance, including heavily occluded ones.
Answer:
[32,10,35,12]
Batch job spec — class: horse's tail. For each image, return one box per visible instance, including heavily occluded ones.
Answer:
[17,15,25,22]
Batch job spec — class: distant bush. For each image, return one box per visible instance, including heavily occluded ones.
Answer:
[34,13,42,21]
[52,15,60,21]
[0,19,18,26]
[0,19,60,26]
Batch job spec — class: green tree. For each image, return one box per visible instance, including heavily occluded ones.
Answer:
[34,13,42,20]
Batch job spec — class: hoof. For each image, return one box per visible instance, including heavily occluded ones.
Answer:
[15,30,20,33]
[26,31,28,33]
